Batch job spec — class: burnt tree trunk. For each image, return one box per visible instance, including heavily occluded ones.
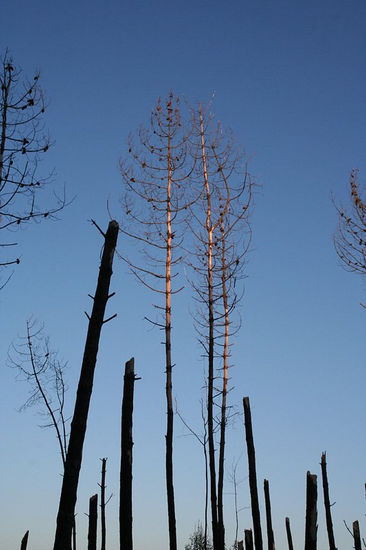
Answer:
[304,471,317,550]
[120,357,137,550]
[264,479,275,550]
[20,530,29,550]
[320,453,336,550]
[100,458,107,550]
[243,397,263,550]
[53,220,119,550]
[245,529,254,550]
[285,517,294,550]
[353,521,361,550]
[88,494,98,550]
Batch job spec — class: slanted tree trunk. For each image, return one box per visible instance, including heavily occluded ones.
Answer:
[320,453,336,550]
[263,479,275,550]
[304,471,317,550]
[88,494,98,550]
[100,458,107,550]
[353,521,361,550]
[285,517,294,550]
[120,357,138,550]
[245,529,254,550]
[53,220,119,550]
[243,397,263,550]
[20,530,29,550]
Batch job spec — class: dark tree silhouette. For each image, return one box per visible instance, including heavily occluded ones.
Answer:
[53,220,119,550]
[0,51,65,280]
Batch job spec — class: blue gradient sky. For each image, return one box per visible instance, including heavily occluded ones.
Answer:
[1,1,365,549]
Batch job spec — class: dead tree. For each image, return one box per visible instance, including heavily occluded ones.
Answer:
[20,530,29,550]
[245,529,254,550]
[334,169,366,302]
[353,520,361,550]
[53,220,119,550]
[243,397,263,550]
[320,453,337,550]
[120,357,139,550]
[99,458,107,550]
[304,471,317,550]
[120,93,194,550]
[188,103,252,550]
[0,51,65,280]
[285,518,294,550]
[88,494,98,550]
[263,479,275,550]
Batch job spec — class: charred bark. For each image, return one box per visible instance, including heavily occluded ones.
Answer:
[20,530,29,550]
[53,220,119,550]
[285,518,294,550]
[263,479,275,550]
[304,471,317,550]
[88,494,98,550]
[320,453,336,550]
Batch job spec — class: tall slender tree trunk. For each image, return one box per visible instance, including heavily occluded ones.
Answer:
[243,397,263,550]
[53,220,119,550]
[304,471,317,550]
[285,518,294,550]
[165,103,177,550]
[199,106,219,550]
[88,494,98,550]
[353,521,361,550]
[100,458,107,550]
[245,529,254,550]
[217,229,229,550]
[320,453,336,550]
[264,479,275,550]
[120,357,137,550]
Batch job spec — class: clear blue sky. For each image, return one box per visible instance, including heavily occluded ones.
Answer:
[1,1,365,549]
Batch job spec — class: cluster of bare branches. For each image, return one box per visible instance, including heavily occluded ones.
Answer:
[334,168,366,278]
[0,51,65,279]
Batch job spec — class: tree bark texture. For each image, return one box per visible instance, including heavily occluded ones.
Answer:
[304,471,317,550]
[243,397,263,550]
[53,220,119,550]
[20,530,29,550]
[353,520,361,550]
[285,518,294,550]
[320,453,336,550]
[88,494,98,550]
[120,357,136,550]
[264,479,275,550]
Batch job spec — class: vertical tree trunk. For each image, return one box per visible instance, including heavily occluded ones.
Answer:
[53,220,119,550]
[72,516,77,550]
[238,541,244,550]
[263,479,275,550]
[100,458,107,550]
[120,357,137,550]
[88,494,98,550]
[245,529,254,550]
[304,471,317,550]
[285,518,294,550]
[20,530,29,550]
[320,453,336,550]
[353,521,361,550]
[243,397,263,550]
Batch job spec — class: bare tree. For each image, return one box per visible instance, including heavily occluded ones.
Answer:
[10,319,68,466]
[120,93,194,550]
[0,51,65,281]
[53,220,119,550]
[334,168,366,302]
[187,102,252,550]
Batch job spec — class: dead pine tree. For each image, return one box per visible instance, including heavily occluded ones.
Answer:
[243,397,263,550]
[244,529,254,550]
[99,458,110,550]
[187,102,252,550]
[285,518,294,550]
[20,530,29,550]
[88,494,98,550]
[263,479,275,550]
[53,220,119,550]
[320,453,337,550]
[119,93,195,550]
[120,357,139,550]
[0,51,65,282]
[334,168,366,303]
[353,520,362,550]
[304,471,317,550]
